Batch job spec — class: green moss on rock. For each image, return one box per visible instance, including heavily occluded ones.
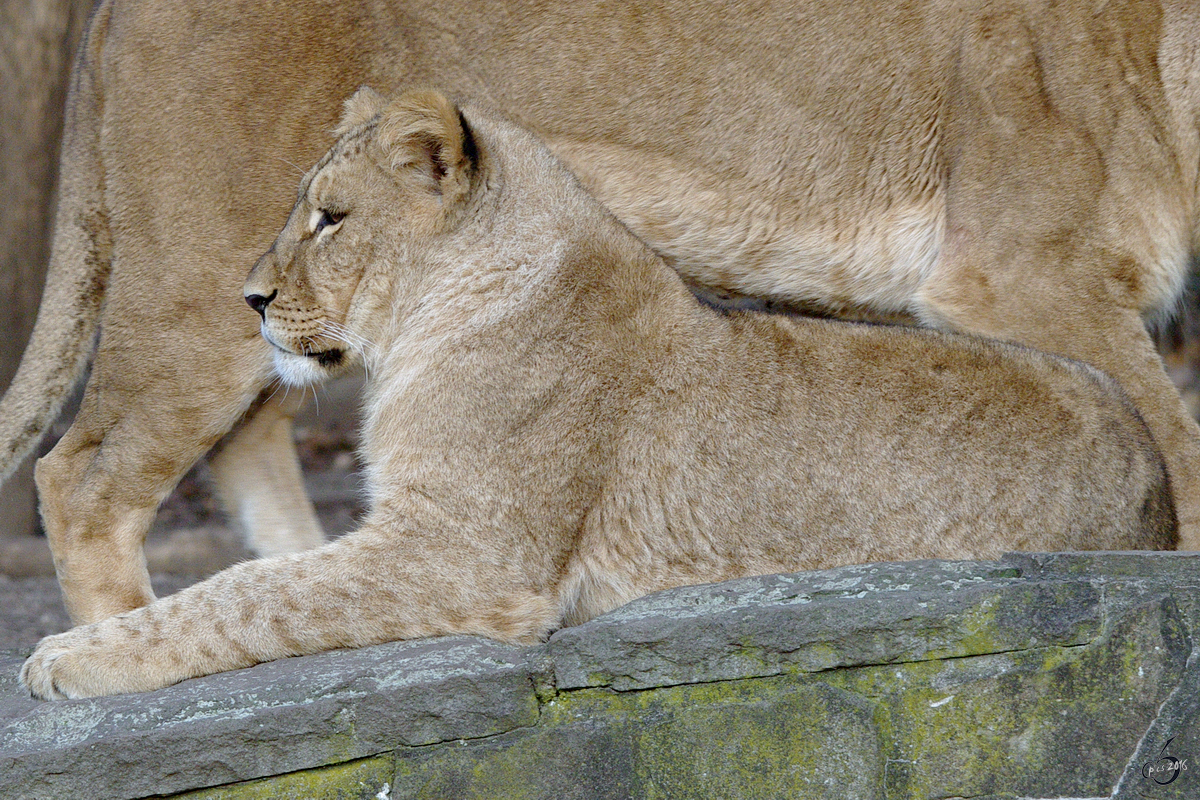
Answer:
[391,678,882,799]
[168,755,393,800]
[824,596,1189,798]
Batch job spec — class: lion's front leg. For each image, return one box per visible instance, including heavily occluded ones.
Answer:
[20,612,191,700]
[20,526,563,699]
[21,561,322,700]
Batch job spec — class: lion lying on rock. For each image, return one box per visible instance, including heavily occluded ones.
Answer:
[8,0,1200,631]
[20,90,1175,699]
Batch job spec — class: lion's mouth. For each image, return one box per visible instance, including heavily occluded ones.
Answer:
[309,349,345,368]
[261,328,345,369]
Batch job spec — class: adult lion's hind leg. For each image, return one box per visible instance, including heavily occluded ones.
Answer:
[925,6,1196,548]
[209,390,326,557]
[35,438,156,625]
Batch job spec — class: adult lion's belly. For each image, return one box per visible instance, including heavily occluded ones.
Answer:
[548,138,943,320]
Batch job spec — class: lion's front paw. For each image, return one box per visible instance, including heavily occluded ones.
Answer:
[19,622,167,700]
[20,629,98,700]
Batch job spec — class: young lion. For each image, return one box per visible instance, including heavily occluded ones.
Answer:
[20,89,1175,700]
[11,0,1200,636]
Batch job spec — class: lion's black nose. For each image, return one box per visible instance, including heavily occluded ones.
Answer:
[245,289,277,319]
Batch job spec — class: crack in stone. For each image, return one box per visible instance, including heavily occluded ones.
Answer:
[550,638,1099,701]
[1109,642,1200,799]
[396,718,544,752]
[1106,591,1196,800]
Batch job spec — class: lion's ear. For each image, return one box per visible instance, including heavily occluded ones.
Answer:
[334,86,389,137]
[375,90,477,206]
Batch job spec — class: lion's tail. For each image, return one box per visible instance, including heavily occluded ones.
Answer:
[0,0,114,486]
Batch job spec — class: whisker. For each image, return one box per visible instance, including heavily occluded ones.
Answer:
[311,319,380,384]
[319,320,379,361]
[274,155,307,177]
[264,376,284,406]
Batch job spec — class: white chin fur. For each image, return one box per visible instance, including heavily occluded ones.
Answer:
[272,350,330,387]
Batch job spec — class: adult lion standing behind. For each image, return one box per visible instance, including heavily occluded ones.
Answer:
[19,90,1175,699]
[1,0,1198,625]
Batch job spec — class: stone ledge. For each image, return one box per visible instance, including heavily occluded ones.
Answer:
[548,559,1099,691]
[2,552,1199,799]
[0,639,541,799]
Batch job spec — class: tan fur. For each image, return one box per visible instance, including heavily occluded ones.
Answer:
[207,390,325,558]
[20,91,1175,699]
[3,0,1200,627]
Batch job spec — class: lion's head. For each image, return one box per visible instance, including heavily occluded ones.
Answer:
[243,88,482,387]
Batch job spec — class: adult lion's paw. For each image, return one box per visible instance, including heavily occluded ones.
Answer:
[19,620,167,700]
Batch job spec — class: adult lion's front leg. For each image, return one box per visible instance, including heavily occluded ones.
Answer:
[35,319,279,624]
[20,0,346,625]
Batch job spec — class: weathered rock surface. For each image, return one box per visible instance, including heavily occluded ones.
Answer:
[2,552,1199,799]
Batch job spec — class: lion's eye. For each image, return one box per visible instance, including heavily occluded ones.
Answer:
[313,209,345,236]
